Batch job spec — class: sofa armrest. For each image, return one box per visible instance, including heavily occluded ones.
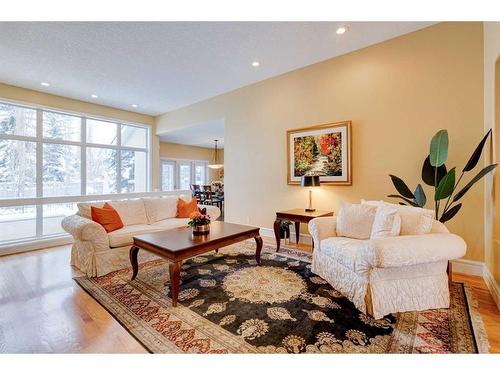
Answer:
[61,214,110,252]
[199,204,221,221]
[366,233,466,268]
[308,216,337,246]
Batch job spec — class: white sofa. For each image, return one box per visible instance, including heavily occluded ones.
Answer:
[62,195,220,277]
[308,211,466,319]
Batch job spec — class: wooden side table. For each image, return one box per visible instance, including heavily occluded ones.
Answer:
[273,209,334,251]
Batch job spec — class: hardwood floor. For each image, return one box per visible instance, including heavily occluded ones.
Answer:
[0,238,499,353]
[0,245,147,353]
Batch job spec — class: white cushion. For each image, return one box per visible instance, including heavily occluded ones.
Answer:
[396,205,434,235]
[107,199,148,226]
[336,202,377,240]
[152,218,190,229]
[142,196,178,223]
[370,233,467,268]
[361,199,434,236]
[430,220,450,234]
[107,224,163,248]
[77,201,105,219]
[370,204,401,239]
[319,237,370,272]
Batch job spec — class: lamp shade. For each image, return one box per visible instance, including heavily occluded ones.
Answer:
[301,175,321,187]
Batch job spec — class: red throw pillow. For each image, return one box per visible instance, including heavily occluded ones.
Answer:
[91,202,124,233]
[177,198,198,218]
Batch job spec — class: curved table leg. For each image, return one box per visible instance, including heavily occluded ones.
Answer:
[169,261,182,307]
[273,219,281,252]
[255,235,263,265]
[129,245,140,280]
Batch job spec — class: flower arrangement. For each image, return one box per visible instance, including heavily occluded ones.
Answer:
[188,208,211,226]
[188,208,211,234]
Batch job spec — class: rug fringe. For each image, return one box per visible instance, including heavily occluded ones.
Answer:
[464,284,490,353]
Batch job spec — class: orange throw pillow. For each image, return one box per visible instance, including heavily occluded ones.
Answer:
[91,202,124,233]
[177,197,198,218]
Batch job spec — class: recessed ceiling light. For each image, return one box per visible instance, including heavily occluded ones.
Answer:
[91,94,98,99]
[131,104,138,108]
[252,61,260,67]
[40,82,50,87]
[336,26,347,35]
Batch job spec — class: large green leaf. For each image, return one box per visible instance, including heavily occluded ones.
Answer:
[435,167,456,200]
[463,129,492,172]
[413,184,426,207]
[387,194,419,207]
[440,203,462,223]
[453,164,498,202]
[429,129,449,167]
[389,175,415,199]
[421,155,447,187]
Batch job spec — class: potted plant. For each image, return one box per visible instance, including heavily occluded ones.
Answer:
[388,129,497,223]
[280,221,292,240]
[188,208,211,235]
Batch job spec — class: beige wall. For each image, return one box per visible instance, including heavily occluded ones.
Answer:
[494,61,500,284]
[157,22,486,261]
[0,83,161,190]
[159,141,224,183]
[484,23,500,285]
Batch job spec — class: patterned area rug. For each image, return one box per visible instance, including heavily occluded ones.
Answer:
[74,242,489,353]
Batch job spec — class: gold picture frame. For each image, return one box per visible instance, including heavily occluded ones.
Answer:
[287,121,352,185]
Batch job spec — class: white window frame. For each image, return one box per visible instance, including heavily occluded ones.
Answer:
[160,159,176,191]
[0,98,152,247]
[160,158,209,191]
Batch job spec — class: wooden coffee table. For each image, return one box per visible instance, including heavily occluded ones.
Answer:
[129,221,262,307]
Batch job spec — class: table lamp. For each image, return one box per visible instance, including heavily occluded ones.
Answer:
[301,175,321,212]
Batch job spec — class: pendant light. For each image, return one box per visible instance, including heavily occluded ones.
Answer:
[208,139,223,169]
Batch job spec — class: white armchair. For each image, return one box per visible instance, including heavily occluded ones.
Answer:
[308,216,466,319]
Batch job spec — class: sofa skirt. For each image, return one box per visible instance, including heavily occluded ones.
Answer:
[312,248,450,319]
[70,240,158,277]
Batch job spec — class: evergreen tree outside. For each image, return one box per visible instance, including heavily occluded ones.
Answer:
[0,104,36,199]
[120,150,135,192]
[42,112,81,196]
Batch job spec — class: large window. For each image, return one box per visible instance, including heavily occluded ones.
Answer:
[0,101,150,245]
[160,158,208,191]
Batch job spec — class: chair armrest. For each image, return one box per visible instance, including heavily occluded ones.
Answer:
[61,214,109,251]
[199,205,221,221]
[308,216,337,245]
[366,233,467,268]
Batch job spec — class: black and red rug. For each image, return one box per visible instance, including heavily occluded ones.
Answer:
[74,242,489,353]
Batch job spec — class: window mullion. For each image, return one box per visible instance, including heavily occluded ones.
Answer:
[81,118,87,196]
[191,161,195,186]
[116,123,122,193]
[175,161,179,190]
[35,109,43,237]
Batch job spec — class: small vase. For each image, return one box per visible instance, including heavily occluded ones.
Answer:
[192,224,210,235]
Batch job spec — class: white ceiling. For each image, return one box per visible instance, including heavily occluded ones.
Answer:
[0,22,434,116]
[159,120,224,148]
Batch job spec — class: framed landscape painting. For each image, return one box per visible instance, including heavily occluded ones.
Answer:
[287,121,352,185]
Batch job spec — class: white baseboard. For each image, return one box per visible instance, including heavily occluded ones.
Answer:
[483,266,500,312]
[260,227,312,245]
[451,259,485,277]
[420,258,500,312]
